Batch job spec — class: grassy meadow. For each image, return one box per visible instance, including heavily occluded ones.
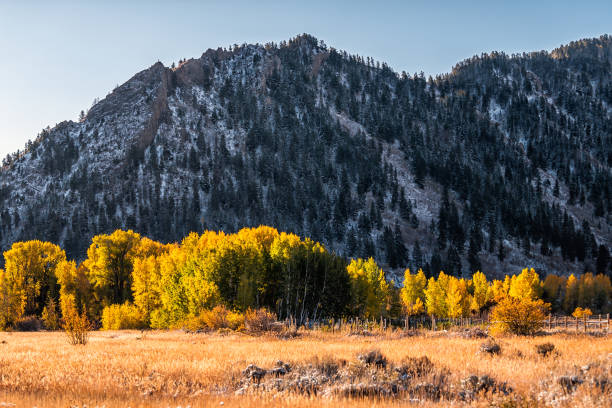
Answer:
[0,329,610,407]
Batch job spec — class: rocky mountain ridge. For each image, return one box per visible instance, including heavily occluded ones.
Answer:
[1,34,611,279]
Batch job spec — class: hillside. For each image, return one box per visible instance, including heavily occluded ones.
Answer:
[0,34,611,278]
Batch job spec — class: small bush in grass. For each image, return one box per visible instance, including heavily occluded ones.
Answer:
[310,354,343,377]
[398,356,435,377]
[357,349,387,368]
[62,296,91,345]
[14,315,43,331]
[490,296,549,335]
[479,339,501,355]
[244,308,277,333]
[535,342,556,357]
[101,302,147,330]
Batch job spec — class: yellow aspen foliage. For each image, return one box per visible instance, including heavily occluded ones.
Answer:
[592,274,611,313]
[85,230,143,306]
[0,268,22,329]
[490,279,507,302]
[2,240,66,318]
[400,268,427,316]
[235,225,279,251]
[269,232,303,261]
[502,275,512,295]
[563,274,579,314]
[470,271,490,312]
[101,302,146,330]
[424,274,447,317]
[346,258,390,319]
[446,277,471,318]
[136,237,171,259]
[151,245,220,328]
[542,274,566,308]
[132,254,165,322]
[61,293,92,345]
[577,273,596,310]
[41,297,60,330]
[55,260,93,317]
[572,307,592,318]
[410,298,425,316]
[490,296,550,335]
[508,268,542,300]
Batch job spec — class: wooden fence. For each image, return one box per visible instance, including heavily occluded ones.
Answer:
[290,313,611,334]
[543,314,610,333]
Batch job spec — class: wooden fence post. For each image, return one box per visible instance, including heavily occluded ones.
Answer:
[548,315,551,330]
[598,314,601,331]
[575,317,578,332]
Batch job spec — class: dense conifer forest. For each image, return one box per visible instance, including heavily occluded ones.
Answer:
[0,34,610,279]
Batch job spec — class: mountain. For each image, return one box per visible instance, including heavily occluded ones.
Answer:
[1,34,611,279]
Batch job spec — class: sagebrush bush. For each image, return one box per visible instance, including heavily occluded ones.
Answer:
[535,342,556,357]
[479,339,501,355]
[244,308,277,333]
[490,296,549,335]
[101,302,147,330]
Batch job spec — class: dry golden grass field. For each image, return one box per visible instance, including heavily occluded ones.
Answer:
[0,329,610,407]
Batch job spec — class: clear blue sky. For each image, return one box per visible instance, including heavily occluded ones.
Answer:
[0,1,610,158]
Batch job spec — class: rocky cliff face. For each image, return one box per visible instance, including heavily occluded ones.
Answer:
[1,34,611,278]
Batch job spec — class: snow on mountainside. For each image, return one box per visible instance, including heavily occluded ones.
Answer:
[1,34,611,279]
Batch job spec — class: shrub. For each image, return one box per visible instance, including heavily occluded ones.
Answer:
[201,305,245,330]
[572,307,592,318]
[310,354,343,377]
[479,339,501,355]
[244,308,277,333]
[357,349,387,368]
[490,296,549,335]
[62,296,91,345]
[535,342,556,357]
[182,306,245,332]
[101,302,147,330]
[227,309,246,331]
[398,356,435,377]
[14,315,43,331]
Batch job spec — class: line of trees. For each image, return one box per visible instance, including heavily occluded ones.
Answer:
[0,226,610,331]
[400,267,612,319]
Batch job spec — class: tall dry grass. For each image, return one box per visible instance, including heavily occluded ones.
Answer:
[0,329,609,407]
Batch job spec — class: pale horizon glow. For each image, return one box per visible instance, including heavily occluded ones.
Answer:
[0,0,610,158]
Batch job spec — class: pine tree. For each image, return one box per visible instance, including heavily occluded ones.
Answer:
[497,239,506,262]
[468,234,481,273]
[596,245,610,277]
